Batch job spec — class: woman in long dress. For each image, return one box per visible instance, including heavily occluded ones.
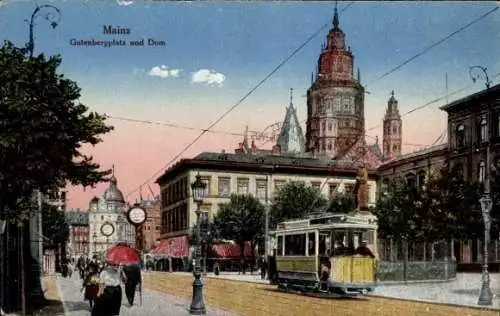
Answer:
[82,263,100,308]
[91,263,126,316]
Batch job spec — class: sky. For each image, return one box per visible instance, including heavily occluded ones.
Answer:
[1,0,499,210]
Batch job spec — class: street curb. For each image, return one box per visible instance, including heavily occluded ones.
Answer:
[375,278,457,286]
[368,294,500,312]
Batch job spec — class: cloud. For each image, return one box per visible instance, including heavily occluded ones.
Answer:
[191,69,226,86]
[148,65,182,78]
[117,0,134,6]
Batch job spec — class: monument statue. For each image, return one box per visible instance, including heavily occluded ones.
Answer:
[354,165,369,212]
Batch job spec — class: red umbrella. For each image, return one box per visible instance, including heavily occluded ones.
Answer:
[105,243,141,265]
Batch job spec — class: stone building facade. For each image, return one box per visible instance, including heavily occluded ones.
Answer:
[305,6,365,157]
[65,210,89,258]
[88,169,135,255]
[441,84,500,183]
[136,198,161,251]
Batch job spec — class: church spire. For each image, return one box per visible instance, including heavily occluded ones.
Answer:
[333,1,339,28]
[289,88,294,107]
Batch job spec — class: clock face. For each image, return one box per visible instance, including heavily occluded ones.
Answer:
[127,207,147,225]
[100,222,115,237]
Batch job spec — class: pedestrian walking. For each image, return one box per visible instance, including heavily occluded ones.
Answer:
[122,263,142,306]
[91,263,126,316]
[82,263,100,309]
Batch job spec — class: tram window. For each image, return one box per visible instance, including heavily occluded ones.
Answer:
[319,234,327,255]
[308,232,316,256]
[284,234,306,256]
[277,236,284,256]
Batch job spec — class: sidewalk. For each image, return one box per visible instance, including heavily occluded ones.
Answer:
[191,271,500,310]
[56,274,236,316]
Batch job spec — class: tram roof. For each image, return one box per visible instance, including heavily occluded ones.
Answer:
[273,212,378,233]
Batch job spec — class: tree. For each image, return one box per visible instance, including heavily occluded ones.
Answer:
[41,202,70,249]
[0,41,113,221]
[374,177,425,241]
[421,166,482,241]
[270,181,327,227]
[213,194,265,273]
[327,193,355,214]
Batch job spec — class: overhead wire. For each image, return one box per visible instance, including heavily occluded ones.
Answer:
[105,114,431,148]
[122,3,355,198]
[365,6,499,87]
[123,3,497,199]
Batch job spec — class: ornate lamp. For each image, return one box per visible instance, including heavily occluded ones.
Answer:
[189,173,207,315]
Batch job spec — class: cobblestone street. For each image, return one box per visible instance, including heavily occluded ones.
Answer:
[56,274,234,316]
[143,272,500,316]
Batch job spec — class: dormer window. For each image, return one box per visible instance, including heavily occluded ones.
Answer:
[456,124,465,148]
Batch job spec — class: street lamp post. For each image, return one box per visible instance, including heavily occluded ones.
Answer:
[189,173,207,315]
[470,65,493,306]
[27,4,62,57]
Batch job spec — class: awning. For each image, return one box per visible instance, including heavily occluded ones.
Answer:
[151,235,188,258]
[210,241,253,259]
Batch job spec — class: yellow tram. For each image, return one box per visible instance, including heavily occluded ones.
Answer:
[273,211,378,296]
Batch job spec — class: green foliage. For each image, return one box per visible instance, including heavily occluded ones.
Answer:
[374,177,424,240]
[213,194,265,258]
[421,167,482,240]
[376,166,484,243]
[0,41,113,221]
[327,193,355,214]
[42,202,69,249]
[270,181,327,227]
[188,216,221,246]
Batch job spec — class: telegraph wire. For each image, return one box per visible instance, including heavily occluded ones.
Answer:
[365,71,500,133]
[105,114,430,148]
[365,6,499,88]
[122,9,349,198]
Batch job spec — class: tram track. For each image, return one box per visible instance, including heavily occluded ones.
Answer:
[143,272,499,316]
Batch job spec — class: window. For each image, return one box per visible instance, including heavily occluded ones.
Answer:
[201,177,211,197]
[479,161,486,183]
[328,140,332,150]
[307,232,316,256]
[417,171,426,189]
[456,124,465,148]
[217,177,230,197]
[406,174,416,187]
[284,234,306,256]
[345,184,355,194]
[236,178,249,194]
[274,180,286,191]
[256,179,267,199]
[322,122,326,131]
[328,123,332,131]
[393,144,398,151]
[311,182,321,191]
[329,183,338,198]
[381,178,389,194]
[480,117,488,142]
[277,236,283,256]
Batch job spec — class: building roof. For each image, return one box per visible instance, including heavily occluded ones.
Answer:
[65,211,89,226]
[156,151,378,185]
[103,176,125,203]
[440,83,500,112]
[378,143,447,169]
[275,89,306,154]
[341,138,384,169]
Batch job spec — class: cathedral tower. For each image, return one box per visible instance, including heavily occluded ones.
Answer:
[305,3,365,157]
[382,91,402,160]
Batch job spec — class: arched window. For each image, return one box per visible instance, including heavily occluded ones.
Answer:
[328,123,332,131]
[456,124,466,148]
[480,116,488,142]
[405,173,416,187]
[327,140,332,150]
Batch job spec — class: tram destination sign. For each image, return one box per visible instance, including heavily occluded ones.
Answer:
[310,215,375,226]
